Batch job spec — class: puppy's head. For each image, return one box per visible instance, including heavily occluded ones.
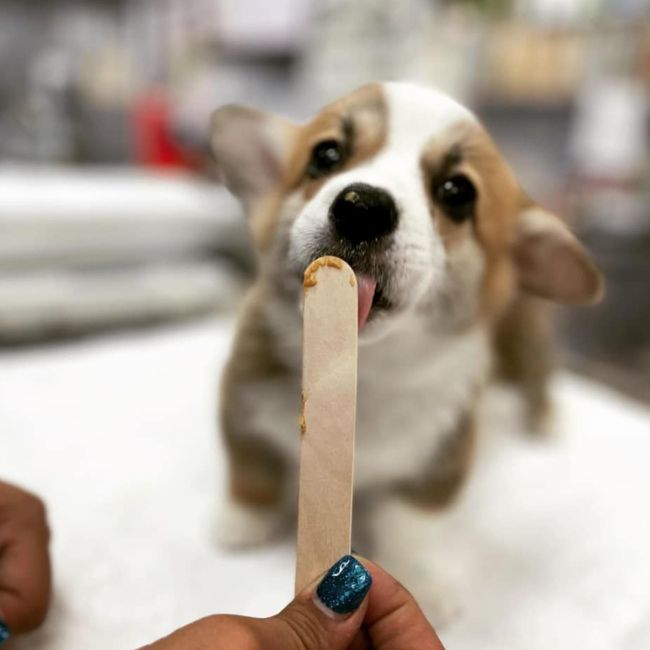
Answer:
[211,82,603,340]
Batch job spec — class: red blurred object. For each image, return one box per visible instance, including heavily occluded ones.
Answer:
[132,89,192,169]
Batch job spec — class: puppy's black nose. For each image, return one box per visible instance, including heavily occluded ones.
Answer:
[329,183,398,245]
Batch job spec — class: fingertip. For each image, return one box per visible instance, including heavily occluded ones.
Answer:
[276,556,373,650]
[314,555,372,616]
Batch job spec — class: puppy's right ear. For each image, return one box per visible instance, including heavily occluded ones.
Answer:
[210,105,298,207]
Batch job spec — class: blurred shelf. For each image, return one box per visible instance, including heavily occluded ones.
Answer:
[0,258,246,346]
[0,166,254,345]
[0,166,249,270]
[475,97,573,115]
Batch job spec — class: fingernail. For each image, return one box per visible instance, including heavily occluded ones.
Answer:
[0,620,10,645]
[315,555,372,615]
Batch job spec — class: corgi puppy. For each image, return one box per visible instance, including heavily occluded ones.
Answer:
[211,82,603,621]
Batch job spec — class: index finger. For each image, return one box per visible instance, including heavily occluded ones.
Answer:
[0,497,51,633]
[361,558,445,650]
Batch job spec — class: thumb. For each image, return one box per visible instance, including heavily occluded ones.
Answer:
[269,555,372,650]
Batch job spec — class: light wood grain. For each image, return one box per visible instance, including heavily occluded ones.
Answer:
[295,257,358,593]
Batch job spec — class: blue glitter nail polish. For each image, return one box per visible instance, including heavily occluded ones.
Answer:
[316,555,372,614]
[0,620,10,645]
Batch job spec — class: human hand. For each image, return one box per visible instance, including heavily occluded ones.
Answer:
[144,555,444,649]
[0,481,52,645]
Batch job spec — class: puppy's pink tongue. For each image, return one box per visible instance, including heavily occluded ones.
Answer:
[356,274,377,330]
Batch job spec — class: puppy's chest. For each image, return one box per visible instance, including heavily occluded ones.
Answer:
[243,315,491,488]
[353,326,490,487]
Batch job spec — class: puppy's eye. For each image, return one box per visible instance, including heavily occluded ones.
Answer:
[307,140,346,178]
[434,175,477,222]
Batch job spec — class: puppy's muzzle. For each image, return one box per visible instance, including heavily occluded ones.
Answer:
[329,183,398,246]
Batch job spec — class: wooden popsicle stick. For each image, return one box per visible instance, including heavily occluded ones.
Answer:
[295,256,358,594]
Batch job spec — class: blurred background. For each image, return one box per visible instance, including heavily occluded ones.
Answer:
[2,2,650,648]
[0,0,649,399]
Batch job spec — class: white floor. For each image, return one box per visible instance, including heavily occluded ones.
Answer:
[1,316,649,649]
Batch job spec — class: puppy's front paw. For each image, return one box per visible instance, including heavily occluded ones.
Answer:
[214,498,287,549]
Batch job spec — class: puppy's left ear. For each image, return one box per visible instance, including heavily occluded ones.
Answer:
[513,207,604,305]
[210,105,298,207]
